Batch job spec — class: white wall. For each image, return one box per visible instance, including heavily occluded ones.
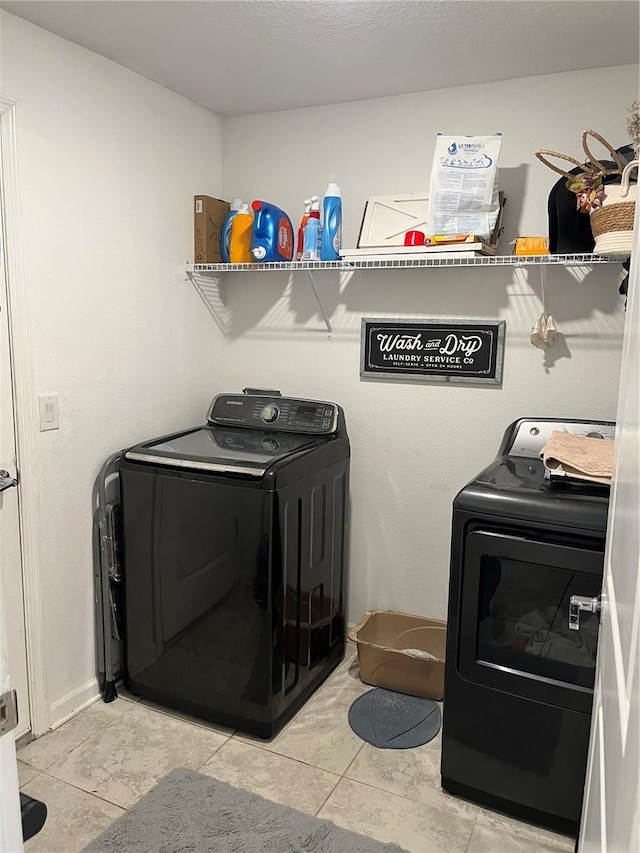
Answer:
[2,10,637,730]
[1,11,225,728]
[221,65,638,626]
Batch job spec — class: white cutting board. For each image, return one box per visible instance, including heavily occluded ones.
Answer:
[357,193,430,247]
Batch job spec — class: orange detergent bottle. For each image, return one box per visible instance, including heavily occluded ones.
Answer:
[229,204,254,263]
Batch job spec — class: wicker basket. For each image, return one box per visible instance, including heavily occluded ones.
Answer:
[582,130,636,257]
[589,181,636,256]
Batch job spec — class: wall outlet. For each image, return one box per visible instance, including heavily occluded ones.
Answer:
[38,394,59,431]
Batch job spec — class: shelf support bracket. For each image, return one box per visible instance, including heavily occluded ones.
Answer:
[185,269,229,334]
[306,271,333,332]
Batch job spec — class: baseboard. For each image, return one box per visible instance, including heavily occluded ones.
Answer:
[46,678,101,733]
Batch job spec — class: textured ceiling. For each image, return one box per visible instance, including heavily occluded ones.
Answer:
[1,0,639,116]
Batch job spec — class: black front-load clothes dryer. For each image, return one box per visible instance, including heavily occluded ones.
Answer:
[441,418,614,836]
[119,392,350,737]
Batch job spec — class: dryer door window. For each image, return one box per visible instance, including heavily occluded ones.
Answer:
[458,529,603,713]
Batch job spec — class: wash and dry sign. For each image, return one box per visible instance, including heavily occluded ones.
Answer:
[360,318,506,384]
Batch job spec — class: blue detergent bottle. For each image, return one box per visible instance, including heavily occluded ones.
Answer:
[321,182,342,261]
[251,200,294,262]
[220,198,243,263]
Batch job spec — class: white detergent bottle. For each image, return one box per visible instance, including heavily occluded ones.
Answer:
[321,181,342,261]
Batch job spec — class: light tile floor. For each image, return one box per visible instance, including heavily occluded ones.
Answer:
[18,648,576,853]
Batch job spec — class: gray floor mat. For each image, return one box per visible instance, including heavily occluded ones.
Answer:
[348,687,441,749]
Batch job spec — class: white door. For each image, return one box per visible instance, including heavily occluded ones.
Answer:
[0,137,30,741]
[0,571,23,851]
[579,184,640,850]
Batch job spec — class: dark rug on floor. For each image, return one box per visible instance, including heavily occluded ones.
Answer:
[84,767,409,852]
[348,687,442,749]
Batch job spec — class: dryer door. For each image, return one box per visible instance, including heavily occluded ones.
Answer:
[458,529,603,713]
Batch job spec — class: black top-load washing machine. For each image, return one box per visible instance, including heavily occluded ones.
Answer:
[441,417,613,835]
[119,391,350,738]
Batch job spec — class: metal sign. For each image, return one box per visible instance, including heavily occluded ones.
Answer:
[361,318,506,384]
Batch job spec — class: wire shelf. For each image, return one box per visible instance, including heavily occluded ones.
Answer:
[187,253,626,274]
[185,253,627,334]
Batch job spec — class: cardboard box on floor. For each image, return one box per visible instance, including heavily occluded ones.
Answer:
[194,195,230,263]
[348,610,446,700]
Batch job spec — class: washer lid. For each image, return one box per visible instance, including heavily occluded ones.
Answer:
[456,455,610,532]
[125,426,324,477]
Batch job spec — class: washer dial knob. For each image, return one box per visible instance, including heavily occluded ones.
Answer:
[260,403,280,423]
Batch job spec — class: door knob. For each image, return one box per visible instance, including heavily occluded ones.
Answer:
[569,594,602,631]
[0,469,18,493]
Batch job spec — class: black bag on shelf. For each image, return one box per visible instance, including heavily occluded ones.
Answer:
[547,165,595,254]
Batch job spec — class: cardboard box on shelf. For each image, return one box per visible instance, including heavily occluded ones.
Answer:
[194,195,230,263]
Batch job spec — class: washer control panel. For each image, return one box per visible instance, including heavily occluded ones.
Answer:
[207,394,338,434]
[506,419,616,458]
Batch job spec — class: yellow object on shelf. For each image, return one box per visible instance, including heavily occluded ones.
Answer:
[514,237,549,256]
[425,234,473,245]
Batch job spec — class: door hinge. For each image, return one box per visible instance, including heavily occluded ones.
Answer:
[0,689,18,735]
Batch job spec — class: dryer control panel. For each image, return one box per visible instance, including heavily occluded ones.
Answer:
[207,394,339,434]
[505,418,616,458]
